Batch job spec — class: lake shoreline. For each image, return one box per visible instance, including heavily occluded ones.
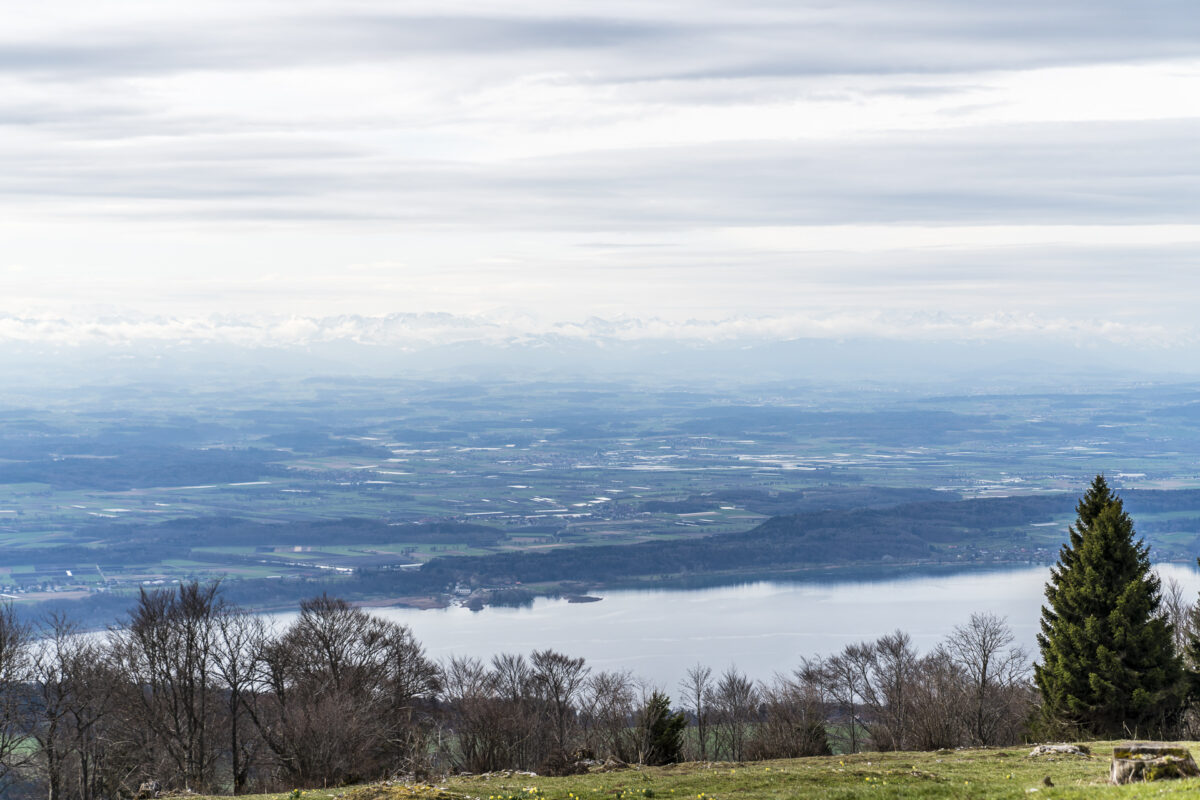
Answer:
[339,563,1200,685]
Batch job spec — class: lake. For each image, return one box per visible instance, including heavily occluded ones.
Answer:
[276,564,1200,688]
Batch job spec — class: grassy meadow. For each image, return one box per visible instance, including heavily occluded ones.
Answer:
[191,743,1200,800]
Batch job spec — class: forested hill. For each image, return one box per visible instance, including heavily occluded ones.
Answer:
[419,495,1061,587]
[418,489,1200,588]
[638,485,953,516]
[28,487,1200,627]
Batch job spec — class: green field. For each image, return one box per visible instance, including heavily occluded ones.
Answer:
[187,743,1200,800]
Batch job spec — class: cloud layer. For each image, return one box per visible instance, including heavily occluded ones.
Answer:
[0,310,1187,350]
[1,1,1197,355]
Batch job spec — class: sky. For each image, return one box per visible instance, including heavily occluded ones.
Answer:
[1,0,1198,361]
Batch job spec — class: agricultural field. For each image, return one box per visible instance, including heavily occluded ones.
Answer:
[3,376,1200,617]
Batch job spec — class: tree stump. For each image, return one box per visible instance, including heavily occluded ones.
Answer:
[1110,743,1200,784]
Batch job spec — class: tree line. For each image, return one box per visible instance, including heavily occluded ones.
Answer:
[0,587,1037,799]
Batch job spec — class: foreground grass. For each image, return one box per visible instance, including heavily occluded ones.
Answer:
[209,742,1200,800]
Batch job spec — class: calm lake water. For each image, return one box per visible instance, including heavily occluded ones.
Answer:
[277,564,1200,688]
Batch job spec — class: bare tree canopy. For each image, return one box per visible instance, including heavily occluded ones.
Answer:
[0,586,1054,796]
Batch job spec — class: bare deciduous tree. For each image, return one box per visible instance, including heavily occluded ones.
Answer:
[442,656,503,772]
[213,606,266,793]
[112,581,225,792]
[29,614,84,800]
[807,644,872,754]
[711,667,757,762]
[488,653,546,769]
[908,648,964,750]
[246,595,440,787]
[748,673,830,759]
[678,664,713,761]
[857,631,919,751]
[380,621,442,776]
[530,649,589,754]
[1162,576,1193,657]
[580,670,636,762]
[62,637,122,800]
[0,603,31,794]
[944,612,1030,746]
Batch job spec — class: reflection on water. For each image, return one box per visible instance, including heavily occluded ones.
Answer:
[274,563,1200,687]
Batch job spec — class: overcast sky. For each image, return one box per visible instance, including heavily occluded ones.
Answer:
[1,0,1197,352]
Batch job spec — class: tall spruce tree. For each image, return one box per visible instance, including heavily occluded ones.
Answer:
[1034,475,1186,737]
